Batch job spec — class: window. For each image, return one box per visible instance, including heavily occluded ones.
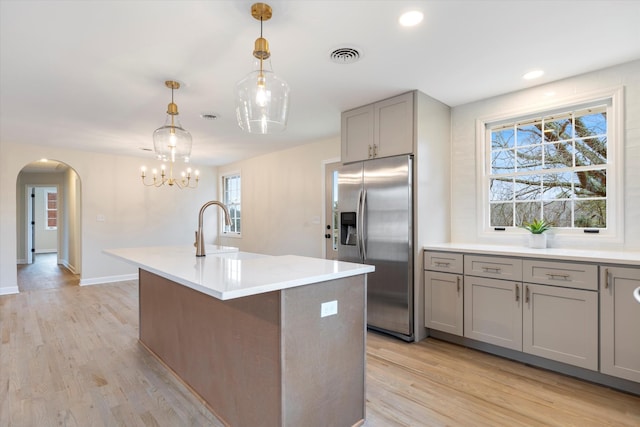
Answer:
[46,190,57,230]
[222,173,241,235]
[478,86,623,240]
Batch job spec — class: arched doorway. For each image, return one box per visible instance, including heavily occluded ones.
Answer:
[16,159,82,291]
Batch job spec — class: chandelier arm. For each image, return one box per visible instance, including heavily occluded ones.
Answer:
[141,165,199,189]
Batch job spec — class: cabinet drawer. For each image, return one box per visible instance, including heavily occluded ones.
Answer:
[464,255,522,280]
[424,251,463,274]
[523,260,597,291]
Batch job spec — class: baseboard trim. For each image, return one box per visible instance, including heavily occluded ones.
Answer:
[0,286,20,296]
[80,274,138,286]
[59,259,78,275]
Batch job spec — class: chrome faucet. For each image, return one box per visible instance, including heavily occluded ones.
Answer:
[195,201,232,257]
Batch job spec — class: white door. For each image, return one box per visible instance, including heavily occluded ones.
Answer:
[27,187,34,264]
[324,161,341,260]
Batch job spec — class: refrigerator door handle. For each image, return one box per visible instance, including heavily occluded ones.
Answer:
[361,189,367,261]
[356,188,363,260]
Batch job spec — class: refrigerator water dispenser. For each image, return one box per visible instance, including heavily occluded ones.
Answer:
[340,212,357,246]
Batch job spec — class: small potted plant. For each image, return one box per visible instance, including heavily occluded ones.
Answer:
[522,218,552,249]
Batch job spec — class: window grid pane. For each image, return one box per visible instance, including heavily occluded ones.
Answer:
[488,105,607,229]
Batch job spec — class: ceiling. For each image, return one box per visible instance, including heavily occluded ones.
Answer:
[2,1,639,169]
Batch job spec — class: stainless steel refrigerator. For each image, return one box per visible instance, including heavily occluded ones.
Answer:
[337,154,413,341]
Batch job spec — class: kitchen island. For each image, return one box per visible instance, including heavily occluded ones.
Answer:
[105,245,375,427]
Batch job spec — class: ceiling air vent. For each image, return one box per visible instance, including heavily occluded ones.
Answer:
[330,47,361,64]
[200,113,218,120]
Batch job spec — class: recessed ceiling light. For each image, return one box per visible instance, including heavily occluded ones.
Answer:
[523,69,544,80]
[399,11,423,27]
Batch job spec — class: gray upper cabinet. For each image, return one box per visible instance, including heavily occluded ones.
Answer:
[341,92,414,163]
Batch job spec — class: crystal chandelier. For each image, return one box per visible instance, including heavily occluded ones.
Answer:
[235,3,290,134]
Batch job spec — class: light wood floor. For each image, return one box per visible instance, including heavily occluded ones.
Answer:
[1,280,638,427]
[17,253,79,292]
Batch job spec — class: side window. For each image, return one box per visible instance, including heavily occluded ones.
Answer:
[222,173,241,235]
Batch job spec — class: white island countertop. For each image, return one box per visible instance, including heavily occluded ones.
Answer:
[104,245,374,300]
[424,243,640,266]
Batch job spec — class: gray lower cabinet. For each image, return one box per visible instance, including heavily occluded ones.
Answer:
[463,257,598,371]
[424,251,463,336]
[600,266,640,382]
[425,248,640,391]
[464,276,522,350]
[523,283,598,370]
[424,271,463,336]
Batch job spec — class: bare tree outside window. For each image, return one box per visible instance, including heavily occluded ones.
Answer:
[489,105,607,229]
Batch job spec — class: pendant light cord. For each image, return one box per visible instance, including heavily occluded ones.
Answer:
[170,87,175,129]
[259,16,264,74]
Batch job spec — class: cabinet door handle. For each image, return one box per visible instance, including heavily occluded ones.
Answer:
[525,285,530,303]
[604,268,609,289]
[457,276,461,293]
[482,267,502,273]
[435,261,451,267]
[546,273,570,280]
[515,283,520,302]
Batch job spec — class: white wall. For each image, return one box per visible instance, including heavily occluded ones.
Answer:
[63,167,82,273]
[0,141,219,294]
[218,137,340,257]
[450,60,640,250]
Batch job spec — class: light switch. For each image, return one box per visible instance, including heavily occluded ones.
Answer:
[321,300,338,318]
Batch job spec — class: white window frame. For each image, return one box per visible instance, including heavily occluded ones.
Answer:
[221,171,242,237]
[475,86,624,245]
[45,190,58,230]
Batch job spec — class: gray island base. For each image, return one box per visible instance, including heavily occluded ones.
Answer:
[138,269,366,427]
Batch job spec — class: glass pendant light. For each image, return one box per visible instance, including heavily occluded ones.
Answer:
[153,80,192,162]
[235,3,290,134]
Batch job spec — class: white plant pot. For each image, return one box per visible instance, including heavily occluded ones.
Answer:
[529,233,547,249]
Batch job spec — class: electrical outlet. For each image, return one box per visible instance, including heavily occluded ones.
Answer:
[321,300,338,318]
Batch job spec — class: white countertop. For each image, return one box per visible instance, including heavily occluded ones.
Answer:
[424,243,640,266]
[104,245,374,300]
